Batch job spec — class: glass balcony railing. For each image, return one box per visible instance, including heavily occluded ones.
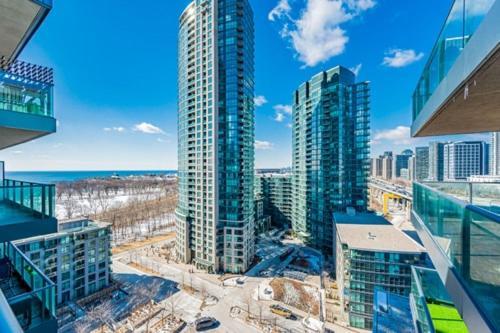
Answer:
[412,0,495,119]
[413,181,500,331]
[0,59,54,118]
[410,266,468,333]
[0,179,55,222]
[0,242,56,332]
[421,181,500,214]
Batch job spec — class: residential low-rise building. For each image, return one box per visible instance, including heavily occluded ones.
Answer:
[14,219,112,305]
[255,173,292,229]
[333,212,426,330]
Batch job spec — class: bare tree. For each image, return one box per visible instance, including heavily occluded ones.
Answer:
[62,197,78,219]
[165,291,179,319]
[242,289,254,321]
[200,283,208,302]
[73,319,89,333]
[87,300,114,333]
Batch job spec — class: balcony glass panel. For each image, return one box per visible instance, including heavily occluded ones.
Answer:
[0,73,53,118]
[422,181,500,215]
[411,266,468,333]
[0,59,54,119]
[0,242,56,331]
[412,0,495,119]
[0,179,55,227]
[413,182,500,331]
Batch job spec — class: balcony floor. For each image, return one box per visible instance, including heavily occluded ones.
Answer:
[0,259,30,299]
[0,201,40,226]
[427,302,469,333]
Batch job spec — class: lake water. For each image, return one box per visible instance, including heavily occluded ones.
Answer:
[4,170,177,184]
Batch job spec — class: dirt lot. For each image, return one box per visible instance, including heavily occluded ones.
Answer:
[111,232,175,254]
[270,278,320,315]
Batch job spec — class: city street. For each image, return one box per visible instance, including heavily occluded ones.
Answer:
[108,233,364,333]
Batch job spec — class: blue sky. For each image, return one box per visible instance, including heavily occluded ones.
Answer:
[0,0,488,171]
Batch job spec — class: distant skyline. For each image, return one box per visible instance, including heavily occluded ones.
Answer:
[0,0,488,171]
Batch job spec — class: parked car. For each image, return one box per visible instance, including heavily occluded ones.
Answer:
[195,317,219,331]
[270,304,293,318]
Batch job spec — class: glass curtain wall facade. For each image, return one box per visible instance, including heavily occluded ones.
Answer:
[344,250,424,329]
[176,0,255,273]
[291,66,370,253]
[428,142,445,181]
[415,146,430,181]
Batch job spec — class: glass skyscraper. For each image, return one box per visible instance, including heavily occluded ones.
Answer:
[176,0,255,273]
[415,146,430,181]
[291,66,370,253]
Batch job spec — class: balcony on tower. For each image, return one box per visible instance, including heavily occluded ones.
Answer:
[0,242,57,333]
[0,0,52,63]
[0,58,55,150]
[410,266,468,333]
[412,181,500,332]
[412,0,500,137]
[0,163,57,242]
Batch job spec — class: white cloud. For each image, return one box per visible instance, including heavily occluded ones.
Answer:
[11,150,23,155]
[255,140,274,150]
[254,95,268,107]
[274,113,285,122]
[287,123,293,128]
[382,49,424,68]
[274,104,293,115]
[268,0,291,21]
[270,0,376,67]
[450,0,493,20]
[373,126,412,145]
[272,104,292,123]
[133,122,164,134]
[350,63,362,76]
[347,0,376,11]
[103,126,125,133]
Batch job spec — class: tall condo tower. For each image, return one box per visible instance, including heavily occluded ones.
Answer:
[176,0,255,273]
[490,132,500,176]
[291,66,370,254]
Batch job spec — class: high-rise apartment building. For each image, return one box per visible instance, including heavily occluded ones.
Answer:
[428,142,444,181]
[490,132,500,175]
[176,0,255,273]
[15,219,112,305]
[291,66,370,253]
[370,157,383,178]
[411,1,499,331]
[254,173,292,229]
[407,155,416,180]
[392,149,413,179]
[415,146,429,181]
[1,1,58,332]
[443,141,488,180]
[381,154,393,180]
